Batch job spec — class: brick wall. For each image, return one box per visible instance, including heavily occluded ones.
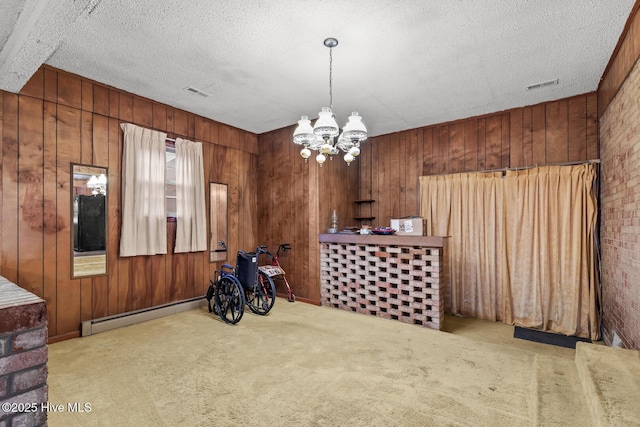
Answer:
[320,242,446,330]
[0,276,48,426]
[600,58,640,350]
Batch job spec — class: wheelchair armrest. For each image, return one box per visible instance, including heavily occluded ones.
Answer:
[221,263,233,271]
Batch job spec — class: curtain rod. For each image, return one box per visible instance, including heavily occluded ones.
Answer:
[122,123,182,143]
[429,159,600,177]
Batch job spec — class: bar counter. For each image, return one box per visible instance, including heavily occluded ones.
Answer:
[319,233,448,330]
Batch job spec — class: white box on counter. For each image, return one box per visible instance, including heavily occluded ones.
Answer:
[390,217,425,236]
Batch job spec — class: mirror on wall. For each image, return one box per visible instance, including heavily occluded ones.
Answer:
[210,183,228,262]
[72,164,107,278]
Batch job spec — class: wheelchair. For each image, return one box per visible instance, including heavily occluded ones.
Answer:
[206,246,277,324]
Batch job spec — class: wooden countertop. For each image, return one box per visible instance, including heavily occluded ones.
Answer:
[319,233,448,247]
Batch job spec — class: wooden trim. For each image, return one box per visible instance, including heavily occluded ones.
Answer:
[47,330,81,344]
[292,296,321,306]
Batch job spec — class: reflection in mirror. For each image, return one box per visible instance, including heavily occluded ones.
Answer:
[210,183,228,262]
[72,164,108,278]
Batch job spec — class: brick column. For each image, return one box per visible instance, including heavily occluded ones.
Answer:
[0,276,48,427]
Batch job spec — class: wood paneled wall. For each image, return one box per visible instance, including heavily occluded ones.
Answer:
[0,70,605,330]
[0,66,258,341]
[598,2,640,118]
[256,94,597,303]
[257,127,357,304]
[360,94,599,225]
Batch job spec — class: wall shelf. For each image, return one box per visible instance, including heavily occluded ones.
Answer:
[354,199,375,222]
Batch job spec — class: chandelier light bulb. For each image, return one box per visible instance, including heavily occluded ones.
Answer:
[300,147,311,160]
[344,153,354,165]
[348,146,360,157]
[316,153,327,165]
[320,143,333,154]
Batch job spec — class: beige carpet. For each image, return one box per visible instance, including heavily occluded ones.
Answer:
[48,301,586,426]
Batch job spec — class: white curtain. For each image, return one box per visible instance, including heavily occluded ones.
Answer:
[174,138,207,253]
[120,123,167,256]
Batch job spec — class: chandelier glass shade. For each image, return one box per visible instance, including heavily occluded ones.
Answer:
[293,38,367,166]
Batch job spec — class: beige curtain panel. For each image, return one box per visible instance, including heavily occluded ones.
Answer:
[174,138,207,253]
[420,164,599,339]
[120,123,168,257]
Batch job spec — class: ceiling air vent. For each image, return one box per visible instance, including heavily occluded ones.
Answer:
[526,79,559,91]
[183,86,211,98]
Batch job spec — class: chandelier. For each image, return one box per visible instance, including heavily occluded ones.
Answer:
[293,38,367,166]
[87,174,107,195]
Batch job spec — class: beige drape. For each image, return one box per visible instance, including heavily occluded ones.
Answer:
[120,123,167,256]
[502,165,599,339]
[420,172,505,319]
[420,164,599,339]
[174,138,207,253]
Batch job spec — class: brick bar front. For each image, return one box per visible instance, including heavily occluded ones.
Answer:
[319,234,448,330]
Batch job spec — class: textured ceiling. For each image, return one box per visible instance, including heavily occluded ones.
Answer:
[0,0,635,137]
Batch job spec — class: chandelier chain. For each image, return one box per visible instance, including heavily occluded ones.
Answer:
[329,46,333,110]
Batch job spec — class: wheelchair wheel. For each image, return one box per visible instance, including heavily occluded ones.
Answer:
[246,270,276,315]
[214,277,245,324]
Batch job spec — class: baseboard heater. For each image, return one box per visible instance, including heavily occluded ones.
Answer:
[81,297,206,337]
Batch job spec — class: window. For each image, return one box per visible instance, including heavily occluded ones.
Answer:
[165,143,176,218]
